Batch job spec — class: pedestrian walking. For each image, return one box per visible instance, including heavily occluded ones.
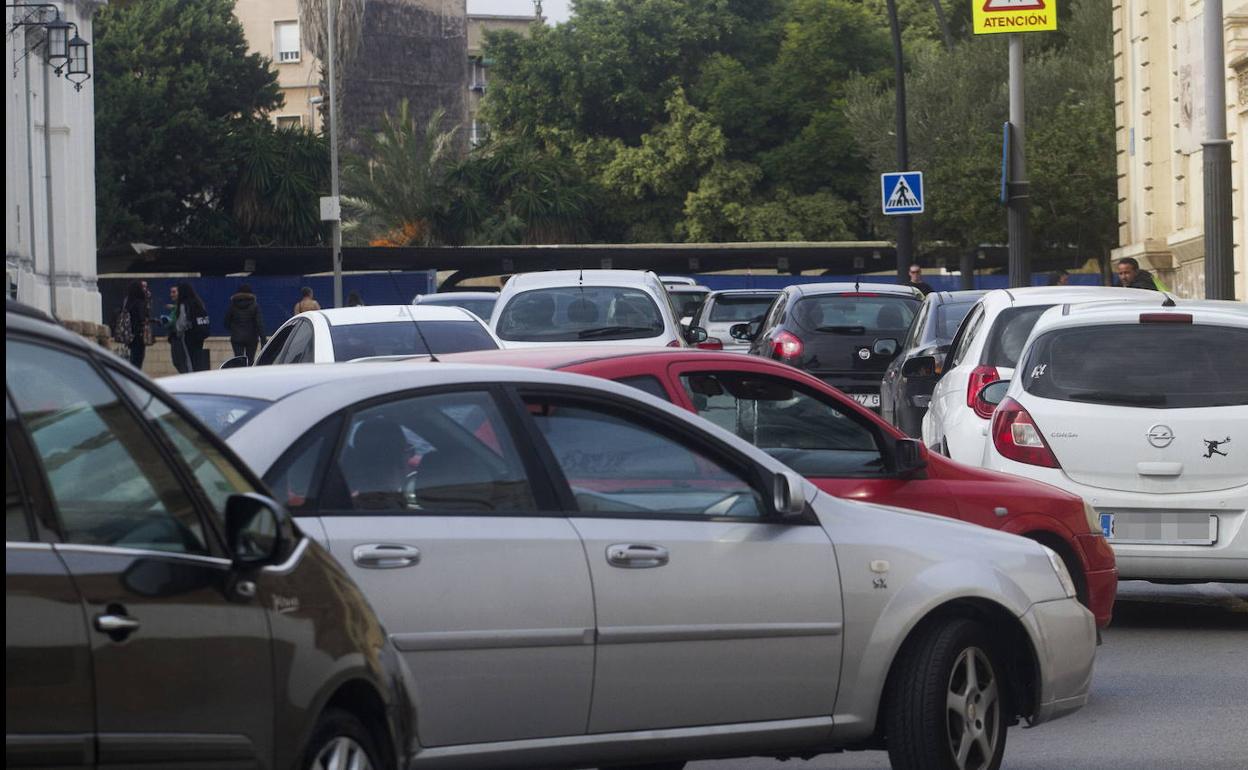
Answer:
[224,283,266,364]
[346,290,364,307]
[113,280,151,370]
[1115,258,1160,291]
[294,286,321,314]
[167,282,212,373]
[907,263,935,295]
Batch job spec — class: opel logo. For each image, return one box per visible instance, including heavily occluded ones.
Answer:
[1146,424,1175,449]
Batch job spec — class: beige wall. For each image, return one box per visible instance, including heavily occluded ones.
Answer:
[1112,0,1247,299]
[466,14,535,144]
[235,0,323,133]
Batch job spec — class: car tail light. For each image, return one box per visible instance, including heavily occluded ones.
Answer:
[1139,313,1192,324]
[697,338,724,350]
[991,397,1061,468]
[966,364,1000,418]
[771,330,803,360]
[666,339,683,348]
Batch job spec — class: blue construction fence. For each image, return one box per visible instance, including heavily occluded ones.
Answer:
[688,272,1106,292]
[99,272,435,338]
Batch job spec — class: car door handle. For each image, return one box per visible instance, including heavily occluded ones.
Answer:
[352,543,421,569]
[94,612,140,640]
[606,544,669,569]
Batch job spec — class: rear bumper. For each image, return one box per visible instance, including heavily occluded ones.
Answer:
[1021,597,1097,726]
[983,461,1248,583]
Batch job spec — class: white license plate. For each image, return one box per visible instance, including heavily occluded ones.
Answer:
[1100,512,1219,545]
[851,393,881,408]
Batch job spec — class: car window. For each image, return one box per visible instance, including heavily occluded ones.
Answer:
[328,391,536,513]
[496,286,666,342]
[934,300,977,343]
[982,305,1054,369]
[418,297,497,319]
[1021,324,1248,409]
[947,304,985,369]
[175,394,271,438]
[904,299,931,349]
[681,373,886,477]
[764,294,788,329]
[792,295,917,334]
[279,319,315,364]
[708,295,777,323]
[255,324,294,366]
[669,291,707,320]
[6,441,33,542]
[111,373,255,521]
[264,416,343,513]
[615,376,672,401]
[328,320,497,361]
[524,396,765,518]
[6,342,209,555]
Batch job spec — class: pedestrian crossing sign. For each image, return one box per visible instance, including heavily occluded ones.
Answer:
[881,172,924,216]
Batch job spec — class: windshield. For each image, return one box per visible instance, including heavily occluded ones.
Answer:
[1022,324,1248,409]
[708,295,777,323]
[175,394,271,438]
[495,287,666,342]
[983,305,1053,368]
[793,295,917,334]
[669,290,708,319]
[418,296,497,319]
[329,320,497,361]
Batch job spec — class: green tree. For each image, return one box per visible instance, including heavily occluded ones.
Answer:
[94,0,282,247]
[227,122,329,246]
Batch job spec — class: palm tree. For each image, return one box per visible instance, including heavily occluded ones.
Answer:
[229,120,329,246]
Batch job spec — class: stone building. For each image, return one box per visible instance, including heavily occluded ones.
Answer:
[1112,1,1247,298]
[235,0,324,132]
[5,0,104,328]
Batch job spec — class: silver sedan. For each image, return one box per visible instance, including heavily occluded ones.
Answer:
[165,362,1097,770]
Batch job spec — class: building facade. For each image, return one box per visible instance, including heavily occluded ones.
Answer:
[5,0,104,326]
[466,12,537,146]
[235,0,324,133]
[1112,0,1247,299]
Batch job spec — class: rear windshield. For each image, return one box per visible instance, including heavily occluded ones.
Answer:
[793,295,917,335]
[982,305,1053,369]
[176,394,270,438]
[419,297,497,319]
[708,296,776,323]
[329,320,497,361]
[1021,324,1248,409]
[496,287,665,342]
[669,290,709,319]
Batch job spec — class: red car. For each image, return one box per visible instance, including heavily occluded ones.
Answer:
[445,347,1117,627]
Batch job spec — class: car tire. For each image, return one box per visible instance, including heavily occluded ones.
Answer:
[886,618,1008,770]
[303,708,385,770]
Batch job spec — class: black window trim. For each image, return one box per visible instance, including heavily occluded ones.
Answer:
[507,383,811,524]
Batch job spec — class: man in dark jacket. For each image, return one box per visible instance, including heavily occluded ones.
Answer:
[224,284,266,363]
[1115,258,1159,290]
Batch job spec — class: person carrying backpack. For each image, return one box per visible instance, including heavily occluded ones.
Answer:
[224,283,266,364]
[114,281,151,369]
[169,282,212,372]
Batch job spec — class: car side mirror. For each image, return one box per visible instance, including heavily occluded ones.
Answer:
[772,470,808,518]
[730,322,757,342]
[977,380,1011,408]
[225,493,286,566]
[220,355,249,369]
[684,326,709,345]
[901,355,939,380]
[873,338,899,358]
[892,437,928,478]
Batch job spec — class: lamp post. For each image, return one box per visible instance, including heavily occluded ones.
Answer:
[326,0,343,308]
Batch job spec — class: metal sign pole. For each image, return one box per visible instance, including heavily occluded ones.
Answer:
[1202,0,1235,300]
[885,0,913,282]
[1006,33,1030,288]
[327,0,343,308]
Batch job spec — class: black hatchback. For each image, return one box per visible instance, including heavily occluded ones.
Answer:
[5,300,414,770]
[732,283,922,410]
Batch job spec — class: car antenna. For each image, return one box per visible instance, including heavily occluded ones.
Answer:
[1161,294,1177,308]
[390,269,440,362]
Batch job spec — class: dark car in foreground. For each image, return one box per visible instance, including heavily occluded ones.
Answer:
[733,283,923,410]
[5,300,414,770]
[882,290,986,437]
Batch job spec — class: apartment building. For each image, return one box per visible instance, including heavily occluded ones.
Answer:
[466,12,537,145]
[235,0,323,133]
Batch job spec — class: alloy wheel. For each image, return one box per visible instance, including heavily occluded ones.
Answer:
[311,736,373,770]
[946,646,1000,770]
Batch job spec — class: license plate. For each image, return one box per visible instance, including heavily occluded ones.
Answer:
[851,393,881,408]
[1099,512,1219,546]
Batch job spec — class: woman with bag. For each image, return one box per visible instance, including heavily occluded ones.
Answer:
[117,281,150,369]
[168,282,212,372]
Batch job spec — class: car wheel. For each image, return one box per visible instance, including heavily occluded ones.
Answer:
[304,708,384,770]
[886,619,1007,770]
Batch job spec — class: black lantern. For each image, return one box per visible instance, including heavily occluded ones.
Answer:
[65,32,89,90]
[44,17,70,65]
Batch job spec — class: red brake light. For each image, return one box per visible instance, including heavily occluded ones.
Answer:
[967,364,1000,418]
[697,338,724,350]
[1139,313,1192,324]
[991,397,1061,468]
[771,330,804,360]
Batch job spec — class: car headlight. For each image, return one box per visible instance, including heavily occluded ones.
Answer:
[1082,499,1100,534]
[1043,546,1078,599]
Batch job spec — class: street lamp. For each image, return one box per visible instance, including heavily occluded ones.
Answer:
[65,31,89,90]
[5,3,92,87]
[43,16,69,63]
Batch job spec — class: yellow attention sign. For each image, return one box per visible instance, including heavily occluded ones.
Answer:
[973,0,1058,35]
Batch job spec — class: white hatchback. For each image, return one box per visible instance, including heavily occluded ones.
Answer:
[491,269,693,348]
[980,300,1248,582]
[922,286,1157,464]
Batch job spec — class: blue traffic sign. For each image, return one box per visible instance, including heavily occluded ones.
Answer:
[881,172,924,216]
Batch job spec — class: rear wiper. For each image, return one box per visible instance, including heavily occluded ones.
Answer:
[816,325,866,335]
[1067,391,1167,406]
[577,325,657,339]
